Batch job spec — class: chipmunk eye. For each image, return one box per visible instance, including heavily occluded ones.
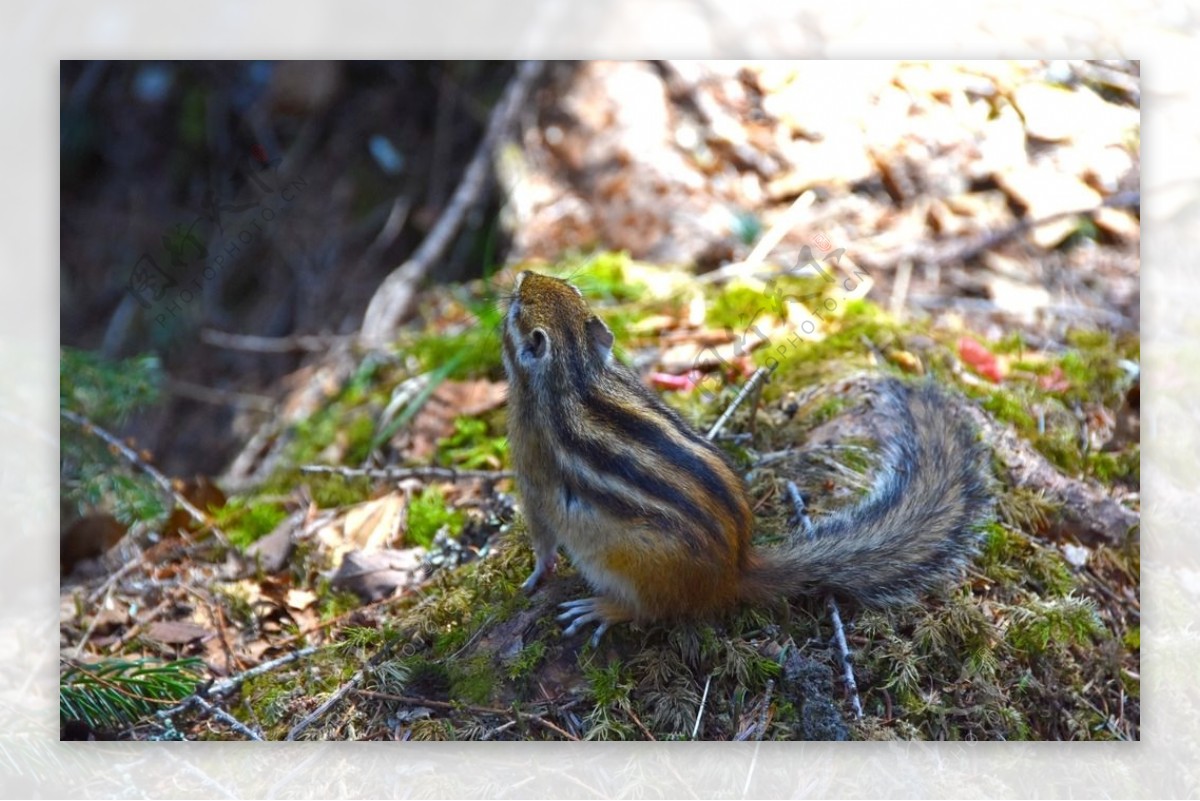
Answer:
[525,328,549,360]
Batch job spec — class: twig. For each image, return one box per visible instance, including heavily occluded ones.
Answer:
[60,409,230,547]
[785,481,816,538]
[826,597,863,720]
[287,668,364,740]
[691,673,712,740]
[360,60,546,345]
[361,197,413,269]
[354,689,581,741]
[697,191,817,284]
[300,464,514,482]
[165,378,276,413]
[71,584,113,658]
[200,328,357,353]
[208,646,321,698]
[755,679,775,740]
[705,366,774,441]
[85,553,148,605]
[888,258,913,323]
[626,706,657,741]
[156,695,263,741]
[786,481,862,720]
[184,587,240,675]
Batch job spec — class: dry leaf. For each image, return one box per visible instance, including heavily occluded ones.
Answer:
[145,621,212,645]
[285,588,318,611]
[331,548,424,602]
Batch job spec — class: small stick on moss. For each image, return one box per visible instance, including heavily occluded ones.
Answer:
[207,646,321,698]
[60,408,230,547]
[826,596,863,720]
[300,464,514,482]
[706,366,774,441]
[626,706,657,741]
[157,695,264,741]
[786,480,862,720]
[691,673,713,740]
[755,679,775,741]
[287,668,365,741]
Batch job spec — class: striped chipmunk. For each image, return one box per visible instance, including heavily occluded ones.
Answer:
[502,270,991,643]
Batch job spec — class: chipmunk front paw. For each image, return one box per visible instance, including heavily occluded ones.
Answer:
[521,553,557,594]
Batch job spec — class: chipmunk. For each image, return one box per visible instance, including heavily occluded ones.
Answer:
[502,270,990,643]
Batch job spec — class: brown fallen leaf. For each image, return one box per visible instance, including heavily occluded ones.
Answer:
[243,511,302,574]
[145,620,213,646]
[403,379,507,461]
[331,548,425,602]
[995,166,1102,248]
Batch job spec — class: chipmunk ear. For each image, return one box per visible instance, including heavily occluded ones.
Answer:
[586,316,614,363]
[527,327,549,360]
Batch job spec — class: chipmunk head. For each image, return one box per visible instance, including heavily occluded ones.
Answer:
[503,271,614,392]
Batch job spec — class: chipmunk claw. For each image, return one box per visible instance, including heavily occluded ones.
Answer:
[558,598,613,646]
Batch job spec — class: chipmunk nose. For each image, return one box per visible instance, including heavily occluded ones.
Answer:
[515,270,531,291]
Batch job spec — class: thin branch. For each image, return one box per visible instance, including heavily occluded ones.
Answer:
[691,673,713,740]
[200,328,357,353]
[165,378,276,413]
[626,706,657,741]
[698,190,817,284]
[60,408,230,547]
[705,366,774,441]
[360,60,546,345]
[300,464,513,482]
[785,480,862,720]
[826,597,863,720]
[157,695,264,741]
[286,669,364,740]
[207,646,321,698]
[755,679,775,741]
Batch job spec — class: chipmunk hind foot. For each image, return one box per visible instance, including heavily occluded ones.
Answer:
[558,596,636,646]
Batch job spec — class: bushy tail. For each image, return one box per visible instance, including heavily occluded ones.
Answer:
[738,378,991,609]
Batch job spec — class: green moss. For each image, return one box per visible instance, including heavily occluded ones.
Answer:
[307,474,374,508]
[448,655,499,705]
[1007,596,1105,653]
[316,580,363,620]
[406,486,465,548]
[556,251,645,302]
[503,641,547,680]
[1122,626,1140,651]
[408,326,503,380]
[343,412,378,464]
[981,388,1037,432]
[1088,447,1140,484]
[583,659,635,708]
[436,416,508,470]
[995,487,1058,535]
[1034,424,1085,476]
[992,331,1028,355]
[979,523,1023,582]
[211,497,288,550]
